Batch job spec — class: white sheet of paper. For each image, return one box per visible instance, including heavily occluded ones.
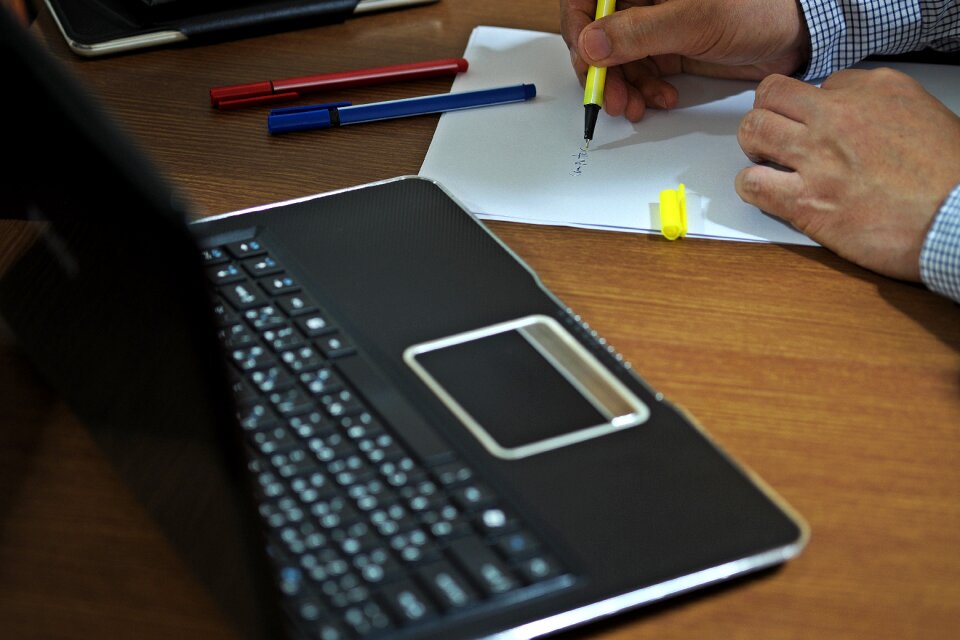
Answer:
[419,26,960,245]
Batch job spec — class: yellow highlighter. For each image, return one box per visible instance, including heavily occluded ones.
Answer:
[659,184,688,240]
[582,0,617,147]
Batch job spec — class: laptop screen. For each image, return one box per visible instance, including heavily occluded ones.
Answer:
[0,10,281,639]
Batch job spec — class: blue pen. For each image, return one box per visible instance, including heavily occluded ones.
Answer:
[268,83,536,134]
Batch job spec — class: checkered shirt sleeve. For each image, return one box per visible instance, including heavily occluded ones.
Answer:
[920,185,960,304]
[797,0,960,81]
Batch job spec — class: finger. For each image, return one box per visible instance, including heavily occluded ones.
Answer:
[614,58,680,112]
[602,65,678,121]
[639,75,678,111]
[753,74,822,123]
[577,2,708,67]
[735,165,808,228]
[561,0,600,51]
[737,107,808,168]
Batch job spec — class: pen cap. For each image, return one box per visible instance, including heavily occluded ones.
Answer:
[210,81,273,107]
[659,184,687,241]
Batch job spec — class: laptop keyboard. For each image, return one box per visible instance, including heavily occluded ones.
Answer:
[202,239,569,639]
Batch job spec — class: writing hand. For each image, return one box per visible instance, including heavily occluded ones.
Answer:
[560,0,809,121]
[735,69,960,281]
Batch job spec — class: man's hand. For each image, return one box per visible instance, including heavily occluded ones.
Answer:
[560,0,809,121]
[735,69,960,281]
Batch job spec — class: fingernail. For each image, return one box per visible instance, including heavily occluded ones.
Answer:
[569,47,579,67]
[655,95,668,109]
[582,28,612,61]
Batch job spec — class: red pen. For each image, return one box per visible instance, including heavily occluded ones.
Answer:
[210,57,469,109]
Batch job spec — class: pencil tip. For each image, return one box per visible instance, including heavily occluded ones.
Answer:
[583,138,589,150]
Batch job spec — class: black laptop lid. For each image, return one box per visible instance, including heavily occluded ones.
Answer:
[0,10,280,639]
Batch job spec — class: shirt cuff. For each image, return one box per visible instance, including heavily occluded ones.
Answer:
[796,0,926,81]
[920,184,960,304]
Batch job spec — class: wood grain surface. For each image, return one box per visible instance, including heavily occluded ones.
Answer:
[1,1,958,638]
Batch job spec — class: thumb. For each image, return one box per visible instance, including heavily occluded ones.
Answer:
[578,2,704,67]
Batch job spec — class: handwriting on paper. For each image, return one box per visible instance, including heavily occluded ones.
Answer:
[570,145,589,177]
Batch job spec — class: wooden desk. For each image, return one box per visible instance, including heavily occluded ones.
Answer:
[2,2,958,638]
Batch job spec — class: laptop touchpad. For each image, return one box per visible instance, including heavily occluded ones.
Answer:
[404,315,649,460]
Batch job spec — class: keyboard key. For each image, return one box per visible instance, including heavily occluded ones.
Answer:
[419,561,479,610]
[320,388,363,417]
[432,461,475,487]
[448,536,520,596]
[270,448,319,479]
[369,503,417,538]
[262,325,304,352]
[226,239,267,259]
[301,547,348,584]
[475,507,520,536]
[452,483,497,512]
[276,293,318,317]
[356,433,406,466]
[353,547,402,585]
[207,263,245,285]
[249,365,295,393]
[495,530,540,560]
[242,254,283,277]
[221,281,268,310]
[269,388,314,417]
[231,345,275,372]
[278,565,305,597]
[281,345,325,374]
[290,471,338,503]
[249,425,298,456]
[296,313,334,337]
[219,322,256,348]
[389,528,439,564]
[200,246,229,265]
[420,503,471,541]
[287,411,335,439]
[237,402,278,432]
[517,554,562,584]
[316,333,355,359]
[340,600,391,637]
[288,598,348,640]
[320,571,369,609]
[260,274,300,296]
[378,580,436,624]
[211,296,238,326]
[307,432,357,464]
[227,375,256,404]
[338,412,382,440]
[244,304,287,331]
[300,368,343,396]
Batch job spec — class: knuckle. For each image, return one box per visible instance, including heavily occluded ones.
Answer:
[737,109,767,149]
[753,74,789,109]
[736,168,765,201]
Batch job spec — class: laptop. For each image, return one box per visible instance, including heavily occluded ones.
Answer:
[45,0,438,57]
[0,9,807,640]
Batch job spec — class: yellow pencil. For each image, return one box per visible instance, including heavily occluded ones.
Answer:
[582,0,617,148]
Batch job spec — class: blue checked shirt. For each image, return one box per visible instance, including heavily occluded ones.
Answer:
[797,0,960,302]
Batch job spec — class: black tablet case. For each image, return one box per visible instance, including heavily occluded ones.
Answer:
[46,0,359,49]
